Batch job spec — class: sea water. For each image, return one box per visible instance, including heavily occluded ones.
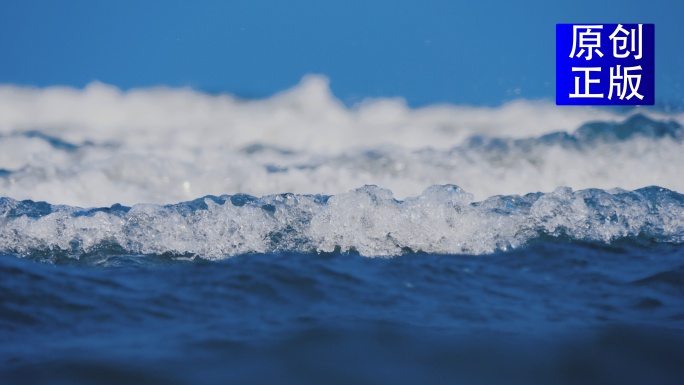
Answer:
[1,77,683,384]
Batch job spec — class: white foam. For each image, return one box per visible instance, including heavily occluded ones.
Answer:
[4,75,679,151]
[1,185,682,259]
[0,76,682,207]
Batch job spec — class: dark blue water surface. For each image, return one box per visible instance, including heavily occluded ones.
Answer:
[2,240,683,385]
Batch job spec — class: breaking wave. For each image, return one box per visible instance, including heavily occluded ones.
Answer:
[2,185,682,260]
[2,77,684,385]
[0,76,683,207]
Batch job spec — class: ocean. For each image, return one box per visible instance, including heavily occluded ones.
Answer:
[1,77,683,384]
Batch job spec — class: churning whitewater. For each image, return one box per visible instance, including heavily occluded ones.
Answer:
[1,77,683,261]
[2,77,684,385]
[1,185,683,260]
[0,76,683,207]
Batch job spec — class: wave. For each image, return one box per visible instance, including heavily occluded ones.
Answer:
[0,77,682,206]
[7,76,680,151]
[1,185,682,260]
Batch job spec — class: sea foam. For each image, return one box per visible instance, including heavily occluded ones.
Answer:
[1,185,682,259]
[0,76,682,207]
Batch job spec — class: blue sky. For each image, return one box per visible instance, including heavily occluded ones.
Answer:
[0,0,682,106]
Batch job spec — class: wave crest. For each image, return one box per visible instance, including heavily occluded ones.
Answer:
[2,185,682,260]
